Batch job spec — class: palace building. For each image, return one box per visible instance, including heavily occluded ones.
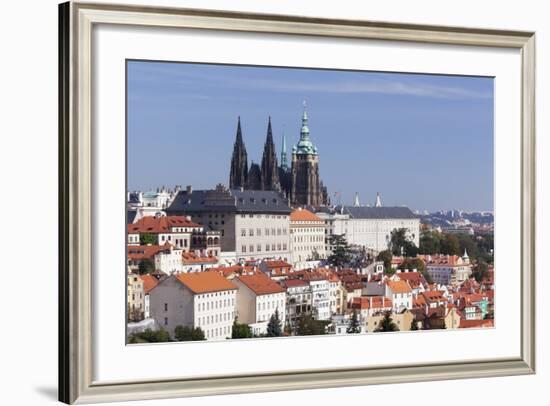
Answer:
[229,103,329,207]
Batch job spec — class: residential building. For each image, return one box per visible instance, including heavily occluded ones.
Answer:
[280,279,312,332]
[127,214,220,256]
[289,208,326,269]
[233,273,287,336]
[385,280,413,312]
[366,309,415,333]
[424,252,472,286]
[140,274,159,319]
[149,272,237,340]
[167,184,291,262]
[316,199,420,253]
[258,260,293,280]
[127,272,145,322]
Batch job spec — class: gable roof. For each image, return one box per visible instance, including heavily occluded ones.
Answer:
[175,272,236,294]
[236,273,286,295]
[128,216,202,234]
[140,274,159,294]
[290,208,323,222]
[386,280,412,294]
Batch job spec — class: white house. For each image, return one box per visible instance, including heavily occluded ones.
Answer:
[385,279,413,312]
[316,195,420,254]
[233,273,287,336]
[424,251,472,286]
[148,272,237,341]
[289,208,326,269]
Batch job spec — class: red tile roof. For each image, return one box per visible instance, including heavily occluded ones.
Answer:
[128,216,202,234]
[181,251,218,265]
[351,296,392,310]
[386,280,412,294]
[262,260,292,269]
[140,274,159,294]
[127,244,170,260]
[176,272,236,294]
[209,265,259,278]
[236,273,286,295]
[290,208,323,222]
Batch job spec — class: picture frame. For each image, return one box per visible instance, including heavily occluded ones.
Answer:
[59,1,536,404]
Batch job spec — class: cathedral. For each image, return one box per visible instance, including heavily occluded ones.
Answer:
[229,104,329,206]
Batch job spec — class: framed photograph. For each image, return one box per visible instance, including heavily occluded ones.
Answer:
[59,1,536,404]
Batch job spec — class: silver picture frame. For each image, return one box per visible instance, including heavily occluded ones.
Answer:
[59,1,536,403]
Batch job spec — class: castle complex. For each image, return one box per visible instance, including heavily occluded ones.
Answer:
[229,104,329,206]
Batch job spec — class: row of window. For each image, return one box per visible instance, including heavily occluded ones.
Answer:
[240,228,288,237]
[240,214,288,219]
[198,298,235,312]
[241,243,288,253]
[293,235,324,243]
[197,311,235,326]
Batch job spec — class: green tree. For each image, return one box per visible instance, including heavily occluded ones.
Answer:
[327,234,352,267]
[390,228,408,256]
[266,309,283,337]
[174,325,193,341]
[390,228,419,257]
[140,233,157,245]
[377,249,393,272]
[440,234,460,255]
[137,258,155,275]
[374,312,399,332]
[130,328,171,343]
[471,261,489,283]
[232,317,253,339]
[296,313,328,336]
[346,310,361,333]
[174,325,205,341]
[419,230,441,254]
[191,327,206,341]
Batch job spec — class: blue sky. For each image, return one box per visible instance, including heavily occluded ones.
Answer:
[127,60,494,212]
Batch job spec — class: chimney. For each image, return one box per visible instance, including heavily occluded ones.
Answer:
[186,185,192,194]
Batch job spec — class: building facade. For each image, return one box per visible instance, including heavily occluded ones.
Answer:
[148,272,237,341]
[167,185,291,262]
[233,273,287,336]
[316,201,420,253]
[289,208,327,269]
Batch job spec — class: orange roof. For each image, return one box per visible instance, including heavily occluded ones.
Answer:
[394,272,427,288]
[421,290,447,303]
[386,280,412,294]
[176,272,236,294]
[181,251,218,265]
[236,273,286,295]
[459,319,494,328]
[351,296,392,310]
[290,208,322,222]
[127,244,170,260]
[210,265,259,278]
[140,274,159,294]
[128,216,202,234]
[262,260,292,269]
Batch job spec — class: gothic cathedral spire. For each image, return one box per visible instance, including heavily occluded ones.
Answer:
[261,117,281,191]
[280,129,288,172]
[229,116,249,189]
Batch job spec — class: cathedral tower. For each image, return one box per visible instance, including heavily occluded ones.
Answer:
[229,117,248,189]
[290,102,326,206]
[260,117,281,191]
